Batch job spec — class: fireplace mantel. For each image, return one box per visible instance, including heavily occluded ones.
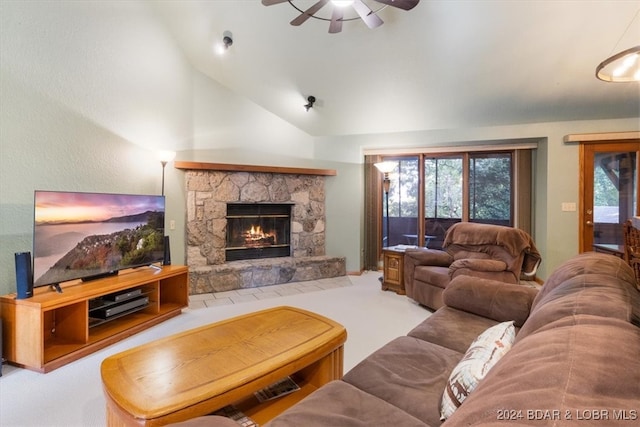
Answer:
[175,161,336,176]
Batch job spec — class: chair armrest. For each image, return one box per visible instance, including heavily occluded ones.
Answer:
[450,258,507,273]
[442,275,539,327]
[403,249,453,299]
[404,248,453,267]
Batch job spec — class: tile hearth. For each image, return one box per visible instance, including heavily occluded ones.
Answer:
[189,255,346,294]
[188,275,353,308]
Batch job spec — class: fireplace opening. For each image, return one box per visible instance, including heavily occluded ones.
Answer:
[226,203,292,261]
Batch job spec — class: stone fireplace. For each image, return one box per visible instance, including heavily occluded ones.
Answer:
[179,162,346,295]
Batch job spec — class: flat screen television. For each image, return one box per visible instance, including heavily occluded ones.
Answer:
[33,190,166,288]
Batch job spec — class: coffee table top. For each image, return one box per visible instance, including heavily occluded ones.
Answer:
[101,306,347,421]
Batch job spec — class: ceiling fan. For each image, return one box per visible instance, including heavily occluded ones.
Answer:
[262,0,420,34]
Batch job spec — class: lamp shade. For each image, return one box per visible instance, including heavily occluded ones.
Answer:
[158,150,176,164]
[374,161,397,174]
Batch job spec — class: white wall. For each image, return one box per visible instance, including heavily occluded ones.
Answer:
[0,0,191,296]
[0,1,315,296]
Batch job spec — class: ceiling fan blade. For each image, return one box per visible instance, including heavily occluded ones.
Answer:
[261,0,289,5]
[329,7,343,33]
[352,0,383,29]
[373,0,420,11]
[291,0,330,26]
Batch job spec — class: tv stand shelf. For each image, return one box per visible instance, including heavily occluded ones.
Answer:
[0,265,188,373]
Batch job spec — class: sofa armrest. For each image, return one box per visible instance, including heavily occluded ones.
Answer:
[442,275,539,327]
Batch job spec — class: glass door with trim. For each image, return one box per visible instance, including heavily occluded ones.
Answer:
[581,141,640,253]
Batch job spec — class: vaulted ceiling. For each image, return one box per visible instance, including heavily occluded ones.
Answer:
[152,0,640,137]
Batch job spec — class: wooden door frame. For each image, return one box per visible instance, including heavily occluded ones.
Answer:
[573,132,640,252]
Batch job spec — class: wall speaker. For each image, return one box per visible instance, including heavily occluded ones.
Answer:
[163,236,171,266]
[15,251,34,299]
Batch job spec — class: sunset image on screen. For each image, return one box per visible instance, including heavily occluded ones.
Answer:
[33,191,166,287]
[35,192,165,224]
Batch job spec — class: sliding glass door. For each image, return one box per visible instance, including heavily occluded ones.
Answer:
[384,157,419,247]
[424,156,463,248]
[364,148,531,270]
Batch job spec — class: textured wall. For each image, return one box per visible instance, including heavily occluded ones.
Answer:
[0,1,192,296]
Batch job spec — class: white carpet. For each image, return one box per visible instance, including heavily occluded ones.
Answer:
[0,271,432,427]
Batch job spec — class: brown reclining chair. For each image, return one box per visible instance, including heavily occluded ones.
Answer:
[404,222,541,310]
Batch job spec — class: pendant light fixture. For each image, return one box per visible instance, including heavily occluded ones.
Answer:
[595,10,640,82]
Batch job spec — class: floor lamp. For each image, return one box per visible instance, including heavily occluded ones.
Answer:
[374,161,396,248]
[158,151,176,196]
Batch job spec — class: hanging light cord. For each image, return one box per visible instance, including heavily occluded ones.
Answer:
[607,9,640,57]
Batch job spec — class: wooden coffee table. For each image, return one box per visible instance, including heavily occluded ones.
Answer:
[101,306,347,426]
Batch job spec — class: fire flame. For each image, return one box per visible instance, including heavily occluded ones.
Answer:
[250,225,264,239]
[243,225,276,246]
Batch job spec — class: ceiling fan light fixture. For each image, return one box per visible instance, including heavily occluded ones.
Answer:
[331,0,354,7]
[262,0,419,34]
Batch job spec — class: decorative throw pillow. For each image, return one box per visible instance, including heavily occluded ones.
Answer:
[440,321,516,420]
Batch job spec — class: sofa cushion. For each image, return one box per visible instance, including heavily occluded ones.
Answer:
[414,266,450,289]
[450,249,492,261]
[443,276,538,327]
[446,243,525,280]
[343,336,462,426]
[530,252,636,312]
[443,317,640,426]
[518,254,640,342]
[440,321,515,420]
[408,306,501,354]
[265,380,429,427]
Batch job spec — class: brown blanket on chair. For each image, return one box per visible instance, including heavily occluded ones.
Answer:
[443,222,541,264]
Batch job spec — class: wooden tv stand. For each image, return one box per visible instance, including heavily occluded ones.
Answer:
[0,265,188,373]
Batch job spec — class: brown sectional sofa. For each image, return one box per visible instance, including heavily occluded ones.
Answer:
[178,252,640,426]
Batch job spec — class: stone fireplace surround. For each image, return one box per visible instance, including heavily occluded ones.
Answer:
[178,162,346,295]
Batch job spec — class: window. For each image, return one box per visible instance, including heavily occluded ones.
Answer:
[388,158,419,218]
[469,152,512,225]
[364,148,532,269]
[593,152,637,224]
[425,156,463,219]
[384,157,419,247]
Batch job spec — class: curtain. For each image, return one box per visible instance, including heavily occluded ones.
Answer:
[364,155,383,270]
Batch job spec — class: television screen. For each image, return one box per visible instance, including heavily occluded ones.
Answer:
[33,191,165,288]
